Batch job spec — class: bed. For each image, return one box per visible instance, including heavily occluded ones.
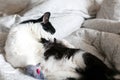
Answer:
[1,0,120,79]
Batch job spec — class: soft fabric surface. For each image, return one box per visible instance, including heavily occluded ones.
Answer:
[83,19,120,34]
[65,28,120,71]
[88,0,103,16]
[0,54,37,80]
[0,0,120,80]
[0,0,30,15]
[97,0,120,20]
[21,0,94,39]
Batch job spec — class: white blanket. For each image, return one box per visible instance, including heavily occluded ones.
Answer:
[1,0,120,80]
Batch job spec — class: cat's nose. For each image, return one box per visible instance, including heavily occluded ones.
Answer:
[36,68,40,74]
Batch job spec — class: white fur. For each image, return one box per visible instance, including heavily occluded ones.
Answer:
[4,23,54,67]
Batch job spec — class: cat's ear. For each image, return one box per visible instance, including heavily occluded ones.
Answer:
[40,12,56,34]
[40,12,51,24]
[37,12,50,23]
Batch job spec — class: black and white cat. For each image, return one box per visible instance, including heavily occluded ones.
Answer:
[5,12,116,80]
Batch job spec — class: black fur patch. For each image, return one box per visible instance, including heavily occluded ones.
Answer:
[43,39,79,60]
[77,52,115,80]
[20,18,42,24]
[41,22,55,34]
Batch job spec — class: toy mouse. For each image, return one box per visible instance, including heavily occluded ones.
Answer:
[24,63,46,80]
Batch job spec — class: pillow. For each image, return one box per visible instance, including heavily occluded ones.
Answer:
[0,0,30,15]
[97,0,120,20]
[83,19,120,34]
[88,0,104,16]
[24,0,90,16]
[21,0,93,39]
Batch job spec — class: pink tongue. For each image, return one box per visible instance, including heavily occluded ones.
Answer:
[36,69,40,74]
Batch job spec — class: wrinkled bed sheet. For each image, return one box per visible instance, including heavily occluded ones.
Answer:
[65,28,120,71]
[1,0,120,80]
